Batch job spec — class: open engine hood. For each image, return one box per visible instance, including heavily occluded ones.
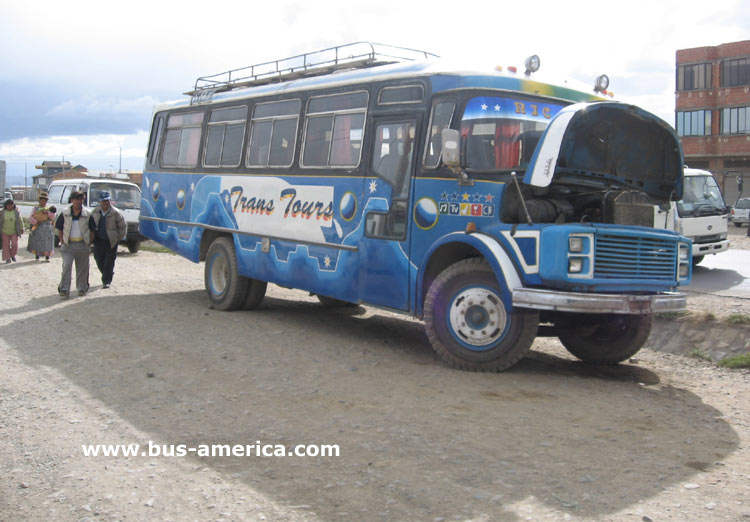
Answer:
[524,102,684,202]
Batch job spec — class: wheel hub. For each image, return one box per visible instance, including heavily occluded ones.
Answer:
[449,288,507,347]
[210,254,228,295]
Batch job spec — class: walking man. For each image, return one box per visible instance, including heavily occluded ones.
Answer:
[55,191,91,297]
[89,191,126,289]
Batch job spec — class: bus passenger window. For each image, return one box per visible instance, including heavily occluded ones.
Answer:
[302,91,368,169]
[303,116,333,166]
[204,106,247,168]
[330,113,364,167]
[148,115,164,167]
[162,112,204,167]
[247,99,300,168]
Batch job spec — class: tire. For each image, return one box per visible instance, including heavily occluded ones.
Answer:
[424,258,539,372]
[558,313,652,364]
[692,255,704,267]
[204,237,248,311]
[127,240,141,253]
[317,295,355,307]
[734,222,743,228]
[241,278,267,310]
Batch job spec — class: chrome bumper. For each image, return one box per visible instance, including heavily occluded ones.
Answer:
[512,288,686,315]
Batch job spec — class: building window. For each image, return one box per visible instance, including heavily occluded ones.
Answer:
[720,58,750,87]
[676,110,712,136]
[721,107,749,135]
[677,63,712,91]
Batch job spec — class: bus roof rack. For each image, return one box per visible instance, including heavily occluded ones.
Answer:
[186,42,438,100]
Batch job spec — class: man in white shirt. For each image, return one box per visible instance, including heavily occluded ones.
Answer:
[55,191,91,297]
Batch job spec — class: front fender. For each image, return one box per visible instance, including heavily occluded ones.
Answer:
[416,232,524,316]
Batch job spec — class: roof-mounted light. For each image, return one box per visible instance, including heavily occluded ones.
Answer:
[524,55,540,76]
[594,74,610,93]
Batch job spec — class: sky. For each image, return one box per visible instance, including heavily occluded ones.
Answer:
[1,0,749,186]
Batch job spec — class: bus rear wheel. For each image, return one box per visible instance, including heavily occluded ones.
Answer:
[241,278,267,310]
[424,258,538,372]
[205,237,248,311]
[558,313,652,364]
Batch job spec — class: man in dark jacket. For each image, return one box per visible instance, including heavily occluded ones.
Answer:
[89,191,127,289]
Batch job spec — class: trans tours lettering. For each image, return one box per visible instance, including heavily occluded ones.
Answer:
[230,186,334,221]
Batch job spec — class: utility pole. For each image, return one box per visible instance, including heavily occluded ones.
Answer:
[119,147,122,174]
[24,163,27,201]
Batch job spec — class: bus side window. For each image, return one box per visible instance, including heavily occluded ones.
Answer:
[301,91,368,169]
[424,100,455,168]
[162,112,204,167]
[204,106,247,168]
[247,99,300,168]
[147,115,165,167]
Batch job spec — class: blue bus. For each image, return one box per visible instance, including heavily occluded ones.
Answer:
[140,42,691,371]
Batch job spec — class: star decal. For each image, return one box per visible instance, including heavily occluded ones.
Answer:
[472,192,483,202]
[369,180,378,193]
[494,104,501,111]
[461,193,470,202]
[450,192,459,202]
[484,193,494,203]
[440,191,449,201]
[481,103,488,111]
[324,256,331,268]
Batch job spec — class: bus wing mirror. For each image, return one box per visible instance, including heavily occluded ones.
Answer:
[441,129,460,170]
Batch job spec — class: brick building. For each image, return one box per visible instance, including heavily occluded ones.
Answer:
[676,40,750,204]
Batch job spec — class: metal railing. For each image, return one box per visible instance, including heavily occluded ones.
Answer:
[187,42,438,98]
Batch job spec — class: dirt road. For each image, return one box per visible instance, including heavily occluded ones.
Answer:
[1,237,749,521]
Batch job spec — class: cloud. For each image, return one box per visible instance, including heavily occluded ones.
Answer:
[0,132,147,163]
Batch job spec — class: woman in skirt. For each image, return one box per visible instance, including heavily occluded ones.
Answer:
[28,192,56,261]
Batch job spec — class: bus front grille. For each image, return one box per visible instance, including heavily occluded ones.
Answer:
[594,234,677,280]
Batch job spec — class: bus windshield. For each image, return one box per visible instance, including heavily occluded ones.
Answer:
[677,175,726,217]
[460,96,564,172]
[90,184,141,210]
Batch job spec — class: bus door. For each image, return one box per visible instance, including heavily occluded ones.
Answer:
[359,116,418,310]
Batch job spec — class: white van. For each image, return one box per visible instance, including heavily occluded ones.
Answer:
[654,168,729,265]
[46,178,146,252]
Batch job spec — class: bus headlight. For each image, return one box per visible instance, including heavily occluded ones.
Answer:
[568,257,584,273]
[679,264,690,278]
[569,236,584,253]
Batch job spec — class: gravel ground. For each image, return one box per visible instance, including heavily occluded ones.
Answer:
[1,233,748,521]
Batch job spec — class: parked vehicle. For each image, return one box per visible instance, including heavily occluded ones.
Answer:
[731,198,750,227]
[140,42,692,371]
[654,168,729,265]
[46,178,146,252]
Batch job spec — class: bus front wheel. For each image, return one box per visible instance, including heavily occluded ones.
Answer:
[424,258,539,372]
[205,237,248,311]
[558,313,652,364]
